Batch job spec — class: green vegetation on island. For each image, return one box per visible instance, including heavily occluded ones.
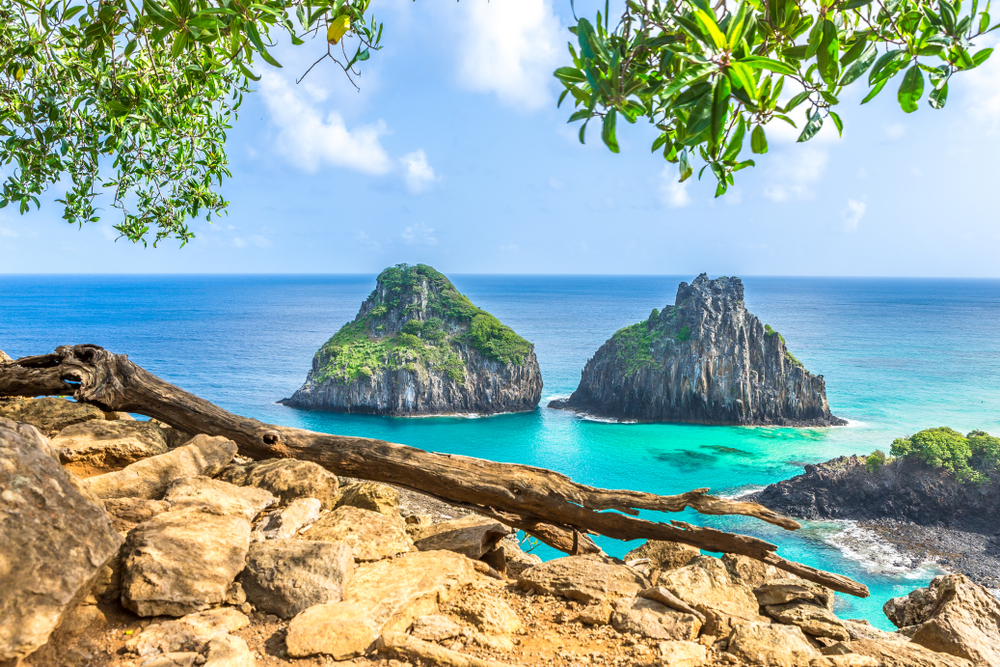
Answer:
[313,264,532,385]
[865,427,1000,484]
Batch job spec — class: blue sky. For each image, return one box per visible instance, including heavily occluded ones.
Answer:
[2,0,1000,276]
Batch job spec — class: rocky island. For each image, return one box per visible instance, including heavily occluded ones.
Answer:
[550,274,845,426]
[752,427,1000,589]
[281,264,542,416]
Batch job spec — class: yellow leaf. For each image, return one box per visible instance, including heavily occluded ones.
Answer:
[327,15,351,45]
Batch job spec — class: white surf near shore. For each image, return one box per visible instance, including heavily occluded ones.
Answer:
[815,520,943,579]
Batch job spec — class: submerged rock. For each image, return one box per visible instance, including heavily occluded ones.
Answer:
[281,263,542,416]
[550,274,845,426]
[0,418,122,664]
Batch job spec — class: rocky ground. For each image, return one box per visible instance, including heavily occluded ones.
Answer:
[750,454,1000,590]
[3,395,1000,667]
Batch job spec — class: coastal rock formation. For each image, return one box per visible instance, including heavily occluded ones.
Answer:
[282,263,542,416]
[550,274,844,425]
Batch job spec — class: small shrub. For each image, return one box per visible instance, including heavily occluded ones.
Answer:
[402,319,423,336]
[866,450,887,472]
[467,312,531,365]
[675,325,691,342]
[396,333,424,349]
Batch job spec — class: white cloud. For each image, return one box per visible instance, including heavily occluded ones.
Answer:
[259,72,392,175]
[454,0,562,110]
[842,199,866,232]
[401,150,439,193]
[884,123,906,140]
[659,166,691,208]
[402,222,437,246]
[0,226,18,238]
[964,34,1000,131]
[763,149,829,202]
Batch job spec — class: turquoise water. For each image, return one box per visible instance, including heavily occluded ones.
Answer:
[4,274,1000,629]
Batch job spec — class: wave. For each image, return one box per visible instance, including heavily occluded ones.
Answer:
[816,520,942,579]
[721,484,766,500]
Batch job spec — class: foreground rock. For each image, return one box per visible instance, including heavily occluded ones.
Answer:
[221,458,340,509]
[517,554,649,604]
[121,506,251,616]
[304,505,413,561]
[86,434,237,500]
[281,263,543,416]
[884,574,1000,665]
[286,550,476,659]
[549,274,844,425]
[242,539,354,619]
[658,557,762,637]
[163,476,276,520]
[0,418,121,663]
[0,397,106,435]
[726,623,819,666]
[126,608,249,657]
[410,515,512,558]
[51,419,169,472]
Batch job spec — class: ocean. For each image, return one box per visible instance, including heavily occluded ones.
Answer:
[4,274,1000,629]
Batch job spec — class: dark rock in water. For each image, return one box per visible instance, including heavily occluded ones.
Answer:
[549,274,844,426]
[282,264,542,416]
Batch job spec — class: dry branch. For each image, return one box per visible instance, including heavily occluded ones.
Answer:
[0,345,869,598]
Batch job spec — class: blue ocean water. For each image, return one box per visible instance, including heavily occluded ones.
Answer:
[4,274,1000,629]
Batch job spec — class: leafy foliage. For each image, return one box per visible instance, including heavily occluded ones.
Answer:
[889,427,1000,483]
[556,0,997,196]
[865,448,887,472]
[466,313,533,365]
[1,0,383,245]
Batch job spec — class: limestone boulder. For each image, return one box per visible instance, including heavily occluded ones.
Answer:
[517,554,649,604]
[163,476,276,520]
[755,578,834,611]
[625,539,700,578]
[121,506,251,617]
[610,597,702,640]
[0,349,11,363]
[336,481,399,515]
[447,592,521,634]
[103,497,173,532]
[849,637,973,667]
[658,640,708,667]
[242,539,354,619]
[411,615,462,642]
[52,419,169,472]
[896,574,1000,666]
[255,497,322,540]
[86,434,237,500]
[638,585,706,622]
[285,550,477,659]
[303,505,413,561]
[502,534,542,577]
[723,553,786,590]
[764,600,849,641]
[201,635,255,667]
[658,556,762,636]
[0,419,122,663]
[222,458,339,509]
[410,515,512,559]
[0,397,105,436]
[126,608,249,657]
[726,622,820,667]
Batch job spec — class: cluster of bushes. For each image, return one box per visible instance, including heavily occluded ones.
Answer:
[401,317,446,345]
[466,312,532,365]
[865,427,1000,484]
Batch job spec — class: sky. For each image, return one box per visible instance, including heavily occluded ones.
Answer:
[2,0,1000,276]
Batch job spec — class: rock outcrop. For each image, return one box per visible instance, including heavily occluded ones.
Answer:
[281,263,542,416]
[0,419,122,664]
[550,274,844,425]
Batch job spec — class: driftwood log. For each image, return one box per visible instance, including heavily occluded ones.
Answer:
[0,345,868,597]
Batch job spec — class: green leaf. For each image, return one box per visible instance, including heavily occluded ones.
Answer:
[727,62,758,101]
[839,36,869,67]
[723,116,746,161]
[738,56,798,76]
[805,18,823,59]
[602,109,619,153]
[840,0,874,8]
[693,8,728,49]
[554,67,587,83]
[679,149,693,181]
[783,90,811,112]
[861,77,888,103]
[710,74,732,152]
[751,125,768,154]
[660,63,715,99]
[568,110,591,122]
[816,19,840,84]
[869,49,909,84]
[797,110,823,142]
[972,48,994,67]
[897,64,924,112]
[839,44,877,85]
[829,110,844,136]
[980,11,991,32]
[928,82,949,108]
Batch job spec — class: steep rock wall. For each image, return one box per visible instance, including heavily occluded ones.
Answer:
[550,274,844,426]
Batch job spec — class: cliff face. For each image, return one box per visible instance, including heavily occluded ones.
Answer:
[282,264,542,416]
[550,274,844,426]
[752,455,1000,533]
